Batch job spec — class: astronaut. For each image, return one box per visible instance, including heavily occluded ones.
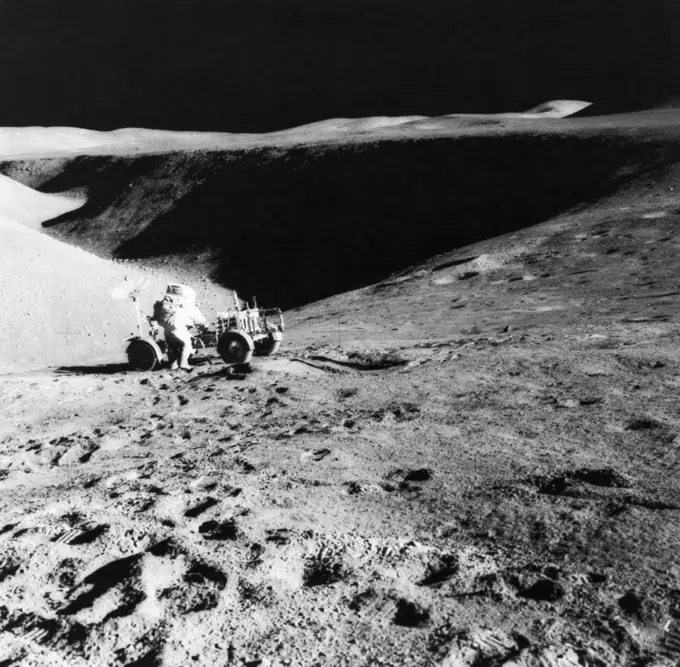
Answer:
[152,284,207,371]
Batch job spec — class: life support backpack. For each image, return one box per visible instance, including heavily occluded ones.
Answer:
[152,296,181,327]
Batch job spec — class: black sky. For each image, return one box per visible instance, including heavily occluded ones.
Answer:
[1,0,677,132]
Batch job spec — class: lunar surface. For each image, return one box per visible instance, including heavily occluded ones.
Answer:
[1,108,679,666]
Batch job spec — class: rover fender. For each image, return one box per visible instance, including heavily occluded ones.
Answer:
[125,336,164,371]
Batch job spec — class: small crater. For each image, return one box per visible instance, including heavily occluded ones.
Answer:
[238,579,274,606]
[348,589,377,612]
[198,519,238,541]
[0,561,20,583]
[337,387,359,399]
[184,561,227,589]
[57,560,79,588]
[518,578,564,602]
[535,467,628,493]
[234,458,256,473]
[579,397,604,406]
[431,256,478,272]
[618,590,644,615]
[393,599,430,627]
[123,646,164,667]
[70,524,110,546]
[537,474,569,495]
[303,551,347,587]
[161,586,219,614]
[572,467,628,488]
[373,403,421,422]
[147,538,182,557]
[246,543,265,568]
[417,554,458,587]
[626,416,666,431]
[79,448,99,464]
[311,448,331,462]
[404,468,433,482]
[184,497,219,518]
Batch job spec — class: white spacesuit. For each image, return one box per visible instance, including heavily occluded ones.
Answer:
[152,284,207,371]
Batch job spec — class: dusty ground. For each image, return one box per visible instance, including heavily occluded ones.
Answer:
[1,112,680,665]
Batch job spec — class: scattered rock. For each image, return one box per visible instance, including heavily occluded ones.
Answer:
[347,481,363,495]
[519,578,564,602]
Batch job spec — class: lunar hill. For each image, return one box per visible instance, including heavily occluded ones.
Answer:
[0,100,591,158]
[0,173,84,227]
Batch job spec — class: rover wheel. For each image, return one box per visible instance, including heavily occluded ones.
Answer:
[126,339,161,371]
[217,331,254,365]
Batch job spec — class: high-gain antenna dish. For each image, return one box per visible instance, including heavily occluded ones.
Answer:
[111,277,150,301]
[111,277,151,336]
